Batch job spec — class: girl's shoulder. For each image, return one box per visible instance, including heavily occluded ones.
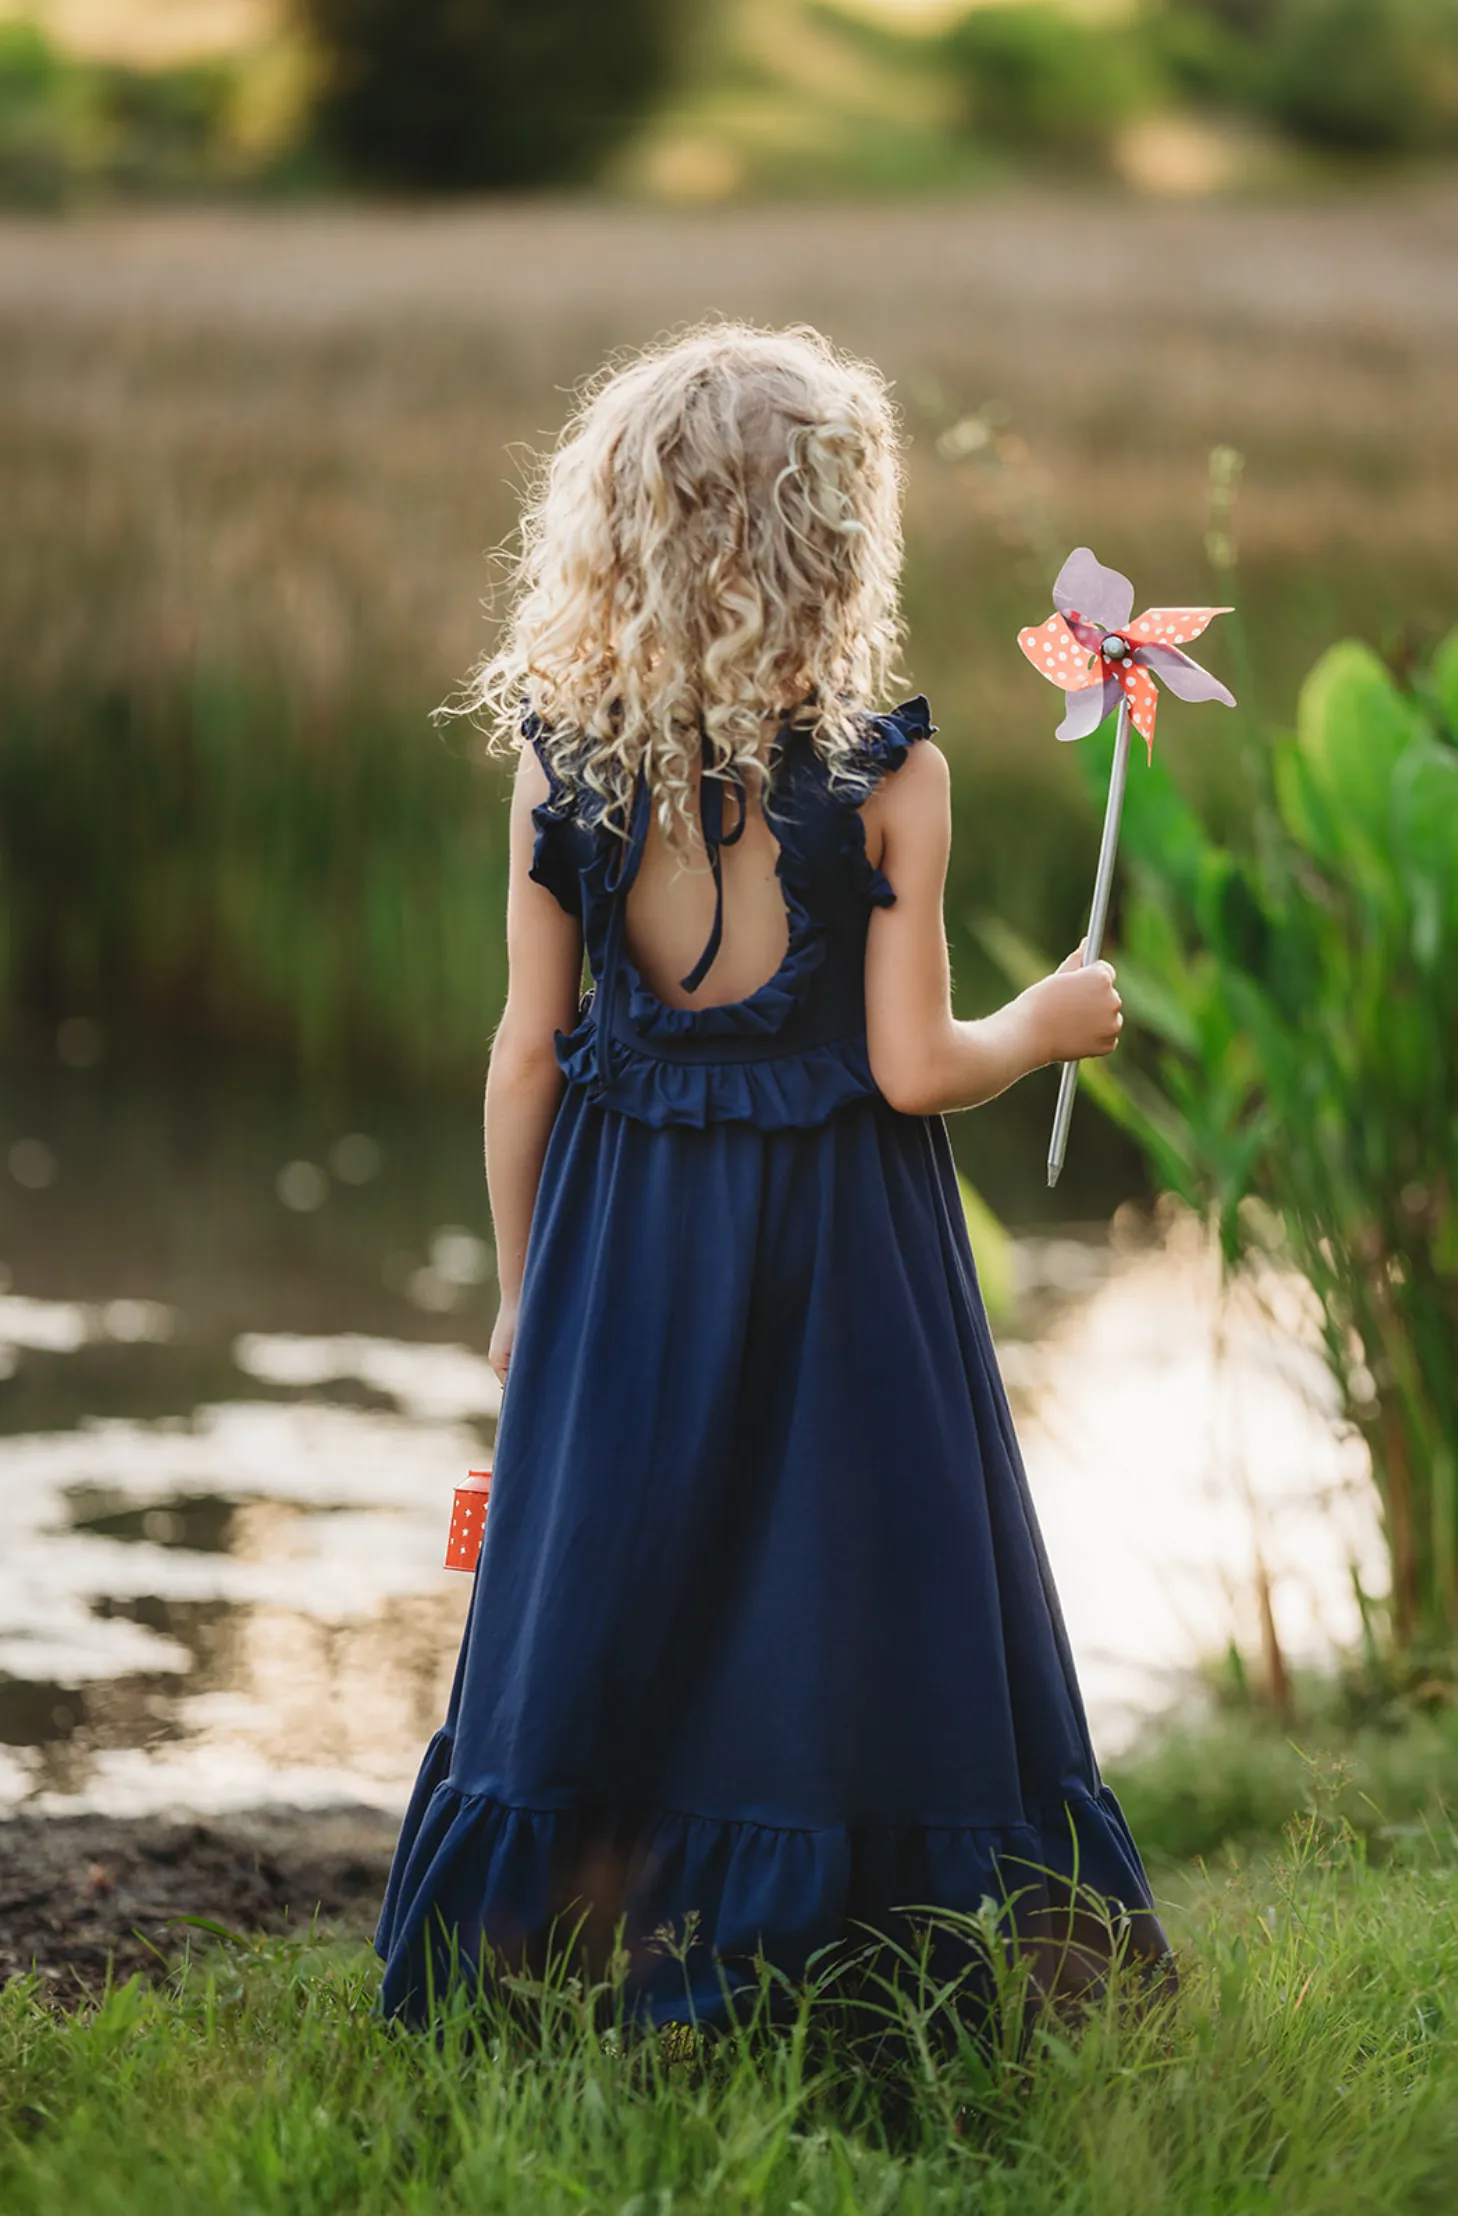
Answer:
[856,708,948,810]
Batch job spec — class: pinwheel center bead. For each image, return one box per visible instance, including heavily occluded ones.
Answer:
[1101,634,1129,660]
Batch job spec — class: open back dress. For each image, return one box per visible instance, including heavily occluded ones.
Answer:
[376,698,1168,2025]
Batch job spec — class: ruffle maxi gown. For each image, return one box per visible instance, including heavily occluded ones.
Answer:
[377,698,1169,2025]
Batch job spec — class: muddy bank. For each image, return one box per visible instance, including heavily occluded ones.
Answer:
[0,1806,399,2001]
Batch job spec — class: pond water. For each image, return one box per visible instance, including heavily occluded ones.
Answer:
[0,1051,1384,1821]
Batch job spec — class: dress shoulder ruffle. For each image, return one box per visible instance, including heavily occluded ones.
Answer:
[525,717,590,920]
[839,694,937,909]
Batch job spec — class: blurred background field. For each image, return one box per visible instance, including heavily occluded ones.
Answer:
[1,0,1457,1900]
[4,185,1457,1089]
[3,1,1457,1164]
[2,185,1456,1197]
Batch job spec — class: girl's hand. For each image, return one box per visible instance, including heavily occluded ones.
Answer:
[1022,946,1123,1065]
[488,1299,518,1387]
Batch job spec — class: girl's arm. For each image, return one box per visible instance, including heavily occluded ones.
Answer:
[862,741,1122,1118]
[485,748,584,1381]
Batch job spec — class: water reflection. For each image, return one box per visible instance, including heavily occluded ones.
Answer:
[0,1090,1382,1817]
[1002,1210,1383,1752]
[234,1333,501,1421]
[68,1491,237,1553]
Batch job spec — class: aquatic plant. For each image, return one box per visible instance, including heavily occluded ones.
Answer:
[993,628,1458,1658]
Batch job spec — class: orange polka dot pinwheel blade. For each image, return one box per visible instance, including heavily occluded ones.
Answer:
[1122,664,1162,761]
[1128,607,1232,650]
[1017,612,1097,694]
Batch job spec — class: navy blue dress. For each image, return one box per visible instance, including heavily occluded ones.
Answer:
[377,699,1166,2025]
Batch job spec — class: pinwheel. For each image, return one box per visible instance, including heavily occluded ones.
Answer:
[1018,547,1237,1187]
[1018,545,1235,762]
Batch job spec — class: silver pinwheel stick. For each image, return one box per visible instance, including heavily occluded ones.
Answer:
[1047,697,1131,1189]
[1017,546,1237,1193]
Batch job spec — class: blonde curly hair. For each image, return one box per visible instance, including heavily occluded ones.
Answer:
[460,320,906,848]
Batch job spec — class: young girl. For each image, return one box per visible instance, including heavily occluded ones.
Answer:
[377,322,1170,2026]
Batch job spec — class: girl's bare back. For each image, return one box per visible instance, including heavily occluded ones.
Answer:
[625,770,792,1011]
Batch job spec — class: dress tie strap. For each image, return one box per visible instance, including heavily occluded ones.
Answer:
[678,728,747,995]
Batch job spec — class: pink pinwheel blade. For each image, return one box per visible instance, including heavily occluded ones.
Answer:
[1052,547,1134,634]
[1139,641,1236,707]
[1055,671,1120,744]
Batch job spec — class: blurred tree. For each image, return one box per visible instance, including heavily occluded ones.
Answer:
[1148,1,1266,107]
[1154,0,1458,156]
[942,5,1156,166]
[1265,0,1455,154]
[1170,0,1276,28]
[0,23,244,205]
[95,60,238,193]
[0,22,74,206]
[297,0,682,189]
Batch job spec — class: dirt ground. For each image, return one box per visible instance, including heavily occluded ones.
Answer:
[0,1806,400,2002]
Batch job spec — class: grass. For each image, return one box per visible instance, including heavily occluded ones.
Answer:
[1107,1683,1458,1868]
[1,1799,1456,2214]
